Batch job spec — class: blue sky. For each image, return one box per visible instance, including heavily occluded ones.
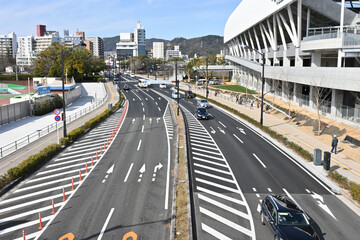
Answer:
[0,0,240,40]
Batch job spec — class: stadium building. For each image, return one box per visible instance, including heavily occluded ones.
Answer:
[224,0,360,128]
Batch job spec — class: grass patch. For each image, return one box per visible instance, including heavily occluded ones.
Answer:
[174,104,190,240]
[212,85,257,94]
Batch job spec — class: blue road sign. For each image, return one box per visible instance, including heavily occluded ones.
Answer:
[54,115,61,122]
[38,86,50,95]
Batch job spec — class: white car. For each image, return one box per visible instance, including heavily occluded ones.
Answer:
[130,73,135,78]
[159,84,166,89]
[197,99,210,108]
[172,91,180,99]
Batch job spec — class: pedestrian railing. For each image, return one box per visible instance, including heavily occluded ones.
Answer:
[0,95,107,159]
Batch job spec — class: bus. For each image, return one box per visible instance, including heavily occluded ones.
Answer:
[138,79,149,88]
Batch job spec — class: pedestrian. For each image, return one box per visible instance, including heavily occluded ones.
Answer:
[265,104,270,112]
[250,99,254,109]
[331,135,338,154]
[215,91,217,97]
[236,95,239,104]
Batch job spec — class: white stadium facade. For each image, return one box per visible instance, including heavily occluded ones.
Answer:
[224,0,360,128]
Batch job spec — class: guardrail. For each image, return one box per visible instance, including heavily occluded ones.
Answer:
[0,95,107,159]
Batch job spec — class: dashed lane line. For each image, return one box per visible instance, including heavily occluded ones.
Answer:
[199,207,253,238]
[233,134,244,144]
[253,153,267,168]
[218,121,227,128]
[137,140,142,151]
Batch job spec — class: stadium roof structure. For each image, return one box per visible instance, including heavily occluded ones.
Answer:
[333,0,360,13]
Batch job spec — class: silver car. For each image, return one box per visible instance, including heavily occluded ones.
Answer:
[197,99,210,108]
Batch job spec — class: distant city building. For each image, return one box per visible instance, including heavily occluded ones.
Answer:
[148,48,153,58]
[16,36,35,66]
[83,40,93,55]
[116,21,146,58]
[36,25,46,37]
[153,42,164,60]
[64,29,69,37]
[87,36,104,59]
[166,45,182,60]
[0,32,17,59]
[76,30,85,40]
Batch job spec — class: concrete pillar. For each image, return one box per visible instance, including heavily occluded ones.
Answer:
[295,48,303,67]
[309,86,314,108]
[337,49,343,68]
[331,89,343,117]
[293,83,301,105]
[311,51,321,67]
[283,52,290,66]
[265,52,271,65]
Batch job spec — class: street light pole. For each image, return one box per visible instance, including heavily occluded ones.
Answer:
[206,57,209,99]
[176,60,179,116]
[260,53,265,126]
[61,50,67,138]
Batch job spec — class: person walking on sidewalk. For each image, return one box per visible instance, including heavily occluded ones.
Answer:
[331,135,338,154]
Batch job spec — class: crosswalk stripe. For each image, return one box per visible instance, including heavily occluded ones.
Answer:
[199,207,252,237]
[202,223,232,240]
[195,170,234,183]
[191,147,222,156]
[198,194,250,220]
[197,187,245,205]
[196,178,239,194]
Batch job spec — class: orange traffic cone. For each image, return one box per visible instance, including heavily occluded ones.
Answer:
[38,212,43,229]
[71,177,75,190]
[62,187,66,201]
[79,169,82,181]
[91,156,94,166]
[85,162,88,173]
[104,142,106,149]
[23,229,25,240]
[100,146,103,155]
[51,199,56,214]
[96,151,99,161]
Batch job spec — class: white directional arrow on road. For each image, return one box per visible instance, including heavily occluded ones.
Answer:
[107,164,114,174]
[311,191,337,220]
[210,127,216,134]
[311,191,324,203]
[156,117,160,123]
[132,119,135,124]
[236,127,246,135]
[139,164,146,173]
[218,127,225,134]
[154,163,163,173]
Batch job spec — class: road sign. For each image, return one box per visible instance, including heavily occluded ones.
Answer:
[54,109,61,115]
[55,115,61,122]
[38,86,50,95]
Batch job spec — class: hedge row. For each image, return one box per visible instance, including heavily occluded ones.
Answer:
[194,92,360,203]
[0,91,124,191]
[0,74,33,81]
[328,170,360,203]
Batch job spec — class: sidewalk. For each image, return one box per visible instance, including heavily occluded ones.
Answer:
[190,86,360,186]
[0,81,119,177]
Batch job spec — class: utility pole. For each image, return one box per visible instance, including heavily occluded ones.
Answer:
[176,60,179,116]
[206,57,209,99]
[61,50,67,138]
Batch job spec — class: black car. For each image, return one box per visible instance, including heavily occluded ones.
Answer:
[185,90,194,98]
[123,84,130,90]
[195,106,209,120]
[260,194,319,240]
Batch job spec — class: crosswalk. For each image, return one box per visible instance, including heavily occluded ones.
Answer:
[163,104,174,140]
[0,103,128,240]
[182,108,256,240]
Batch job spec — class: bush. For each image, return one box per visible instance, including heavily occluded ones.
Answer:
[349,182,360,202]
[0,74,33,81]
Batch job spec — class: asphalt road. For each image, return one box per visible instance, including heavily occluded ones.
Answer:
[0,77,176,240]
[154,85,360,240]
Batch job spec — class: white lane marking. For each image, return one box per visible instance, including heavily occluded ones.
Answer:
[158,107,161,111]
[202,223,232,240]
[192,152,225,161]
[124,163,134,182]
[102,179,106,183]
[188,126,206,131]
[200,207,252,237]
[97,208,115,240]
[66,142,106,152]
[257,203,262,213]
[0,215,52,236]
[38,162,92,175]
[197,186,245,205]
[15,176,78,193]
[253,188,257,192]
[143,115,145,120]
[133,98,135,101]
[107,164,114,174]
[190,139,216,146]
[137,140,142,151]
[132,91,141,100]
[193,163,231,175]
[190,136,216,144]
[217,127,225,134]
[149,118,152,124]
[195,170,235,184]
[196,178,239,194]
[155,102,158,105]
[138,88,155,100]
[210,126,216,134]
[267,188,272,192]
[132,119,135,124]
[141,102,144,106]
[141,125,144,133]
[310,190,337,220]
[14,231,39,240]
[145,98,148,101]
[236,127,246,135]
[253,153,267,168]
[256,194,260,198]
[191,147,222,156]
[0,202,64,224]
[199,194,250,220]
[218,121,227,128]
[164,103,171,210]
[143,108,145,112]
[191,143,219,151]
[27,168,88,183]
[70,138,105,148]
[305,189,311,194]
[193,157,228,168]
[189,131,210,138]
[233,134,244,144]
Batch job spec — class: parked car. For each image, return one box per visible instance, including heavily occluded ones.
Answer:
[185,90,194,98]
[260,194,319,240]
[197,99,210,108]
[172,91,180,99]
[159,83,166,89]
[123,84,130,90]
[195,106,209,120]
[130,73,135,78]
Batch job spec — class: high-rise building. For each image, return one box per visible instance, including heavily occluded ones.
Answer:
[83,40,93,55]
[36,25,46,37]
[87,37,104,59]
[0,32,17,59]
[76,30,85,40]
[116,21,146,58]
[16,36,34,66]
[153,42,164,60]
